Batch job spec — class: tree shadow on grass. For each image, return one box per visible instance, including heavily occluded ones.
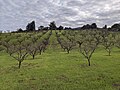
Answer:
[26,57,42,61]
[4,63,40,73]
[104,55,112,56]
[80,63,97,68]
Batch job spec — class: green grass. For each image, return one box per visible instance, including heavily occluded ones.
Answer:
[0,31,120,90]
[0,47,120,90]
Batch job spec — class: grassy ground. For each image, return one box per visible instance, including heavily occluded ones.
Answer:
[0,32,120,90]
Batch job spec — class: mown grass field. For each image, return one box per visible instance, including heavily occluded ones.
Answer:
[0,31,120,90]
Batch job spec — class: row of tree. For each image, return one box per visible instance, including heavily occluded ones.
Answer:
[0,30,120,68]
[55,30,120,66]
[0,30,51,68]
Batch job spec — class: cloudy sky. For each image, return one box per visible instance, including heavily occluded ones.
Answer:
[0,0,120,31]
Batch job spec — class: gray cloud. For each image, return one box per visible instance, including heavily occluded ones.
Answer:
[0,0,120,31]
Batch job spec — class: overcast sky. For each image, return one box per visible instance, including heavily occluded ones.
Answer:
[0,0,120,31]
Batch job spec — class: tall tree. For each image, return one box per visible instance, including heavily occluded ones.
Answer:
[49,21,57,30]
[26,21,36,31]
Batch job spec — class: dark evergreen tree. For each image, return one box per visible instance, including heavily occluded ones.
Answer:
[26,21,35,31]
[38,26,44,30]
[49,21,57,30]
[58,25,64,30]
[81,23,97,29]
[103,25,107,29]
[43,27,49,30]
[17,28,23,32]
[64,27,72,30]
[81,24,91,29]
[110,23,120,31]
[91,23,97,29]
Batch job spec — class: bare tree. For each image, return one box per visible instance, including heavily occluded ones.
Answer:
[27,44,38,59]
[2,38,11,53]
[60,39,76,53]
[31,36,38,43]
[8,40,29,68]
[36,42,45,55]
[102,33,115,56]
[79,32,98,66]
[42,39,49,52]
[80,41,97,66]
[11,45,28,68]
[115,34,120,49]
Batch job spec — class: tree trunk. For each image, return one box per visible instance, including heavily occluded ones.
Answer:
[6,47,9,53]
[9,53,12,56]
[39,49,42,55]
[67,49,69,54]
[33,55,35,59]
[39,51,42,55]
[88,58,91,66]
[43,48,45,52]
[108,49,111,56]
[18,61,22,69]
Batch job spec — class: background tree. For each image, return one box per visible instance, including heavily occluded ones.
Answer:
[16,28,23,33]
[49,21,57,30]
[26,21,36,31]
[91,23,97,29]
[102,33,115,56]
[38,26,44,30]
[2,38,11,53]
[103,25,107,29]
[57,37,76,53]
[37,42,44,55]
[115,34,120,49]
[27,44,38,59]
[57,25,64,30]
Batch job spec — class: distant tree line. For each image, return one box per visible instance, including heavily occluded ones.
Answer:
[108,23,120,31]
[15,20,120,33]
